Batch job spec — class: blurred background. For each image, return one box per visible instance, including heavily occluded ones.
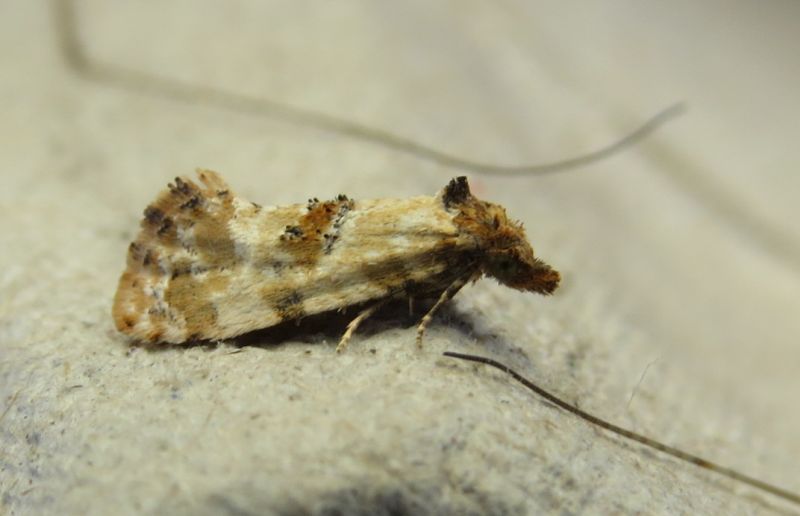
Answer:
[1,1,798,513]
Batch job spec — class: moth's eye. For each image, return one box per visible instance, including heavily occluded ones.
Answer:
[499,259,513,271]
[493,216,501,229]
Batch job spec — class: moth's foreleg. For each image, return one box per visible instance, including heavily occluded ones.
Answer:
[336,299,388,353]
[416,275,470,348]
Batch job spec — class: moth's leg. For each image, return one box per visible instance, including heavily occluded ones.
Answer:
[336,299,388,353]
[416,275,469,348]
[408,297,415,317]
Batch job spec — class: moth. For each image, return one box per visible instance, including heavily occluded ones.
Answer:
[112,170,560,350]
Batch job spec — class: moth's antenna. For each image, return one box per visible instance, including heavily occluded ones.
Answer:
[442,351,800,506]
[55,1,682,178]
[440,103,686,177]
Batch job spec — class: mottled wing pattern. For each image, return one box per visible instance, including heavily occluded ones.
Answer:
[113,171,478,343]
[113,170,245,342]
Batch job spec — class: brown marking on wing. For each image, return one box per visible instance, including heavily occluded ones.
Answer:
[169,257,194,278]
[272,290,306,322]
[204,272,231,294]
[190,172,237,267]
[279,195,354,266]
[164,273,225,339]
[192,213,236,267]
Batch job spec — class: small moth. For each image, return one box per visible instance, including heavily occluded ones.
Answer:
[112,170,560,350]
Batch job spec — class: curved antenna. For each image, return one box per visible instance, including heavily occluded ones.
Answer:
[443,351,800,507]
[461,103,686,176]
[55,1,682,178]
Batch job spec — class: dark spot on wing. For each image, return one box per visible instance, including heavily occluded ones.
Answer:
[275,290,305,322]
[144,206,165,225]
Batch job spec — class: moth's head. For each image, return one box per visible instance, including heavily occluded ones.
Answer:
[482,211,560,294]
[441,177,560,295]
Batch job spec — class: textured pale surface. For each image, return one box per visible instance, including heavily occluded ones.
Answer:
[1,1,799,514]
